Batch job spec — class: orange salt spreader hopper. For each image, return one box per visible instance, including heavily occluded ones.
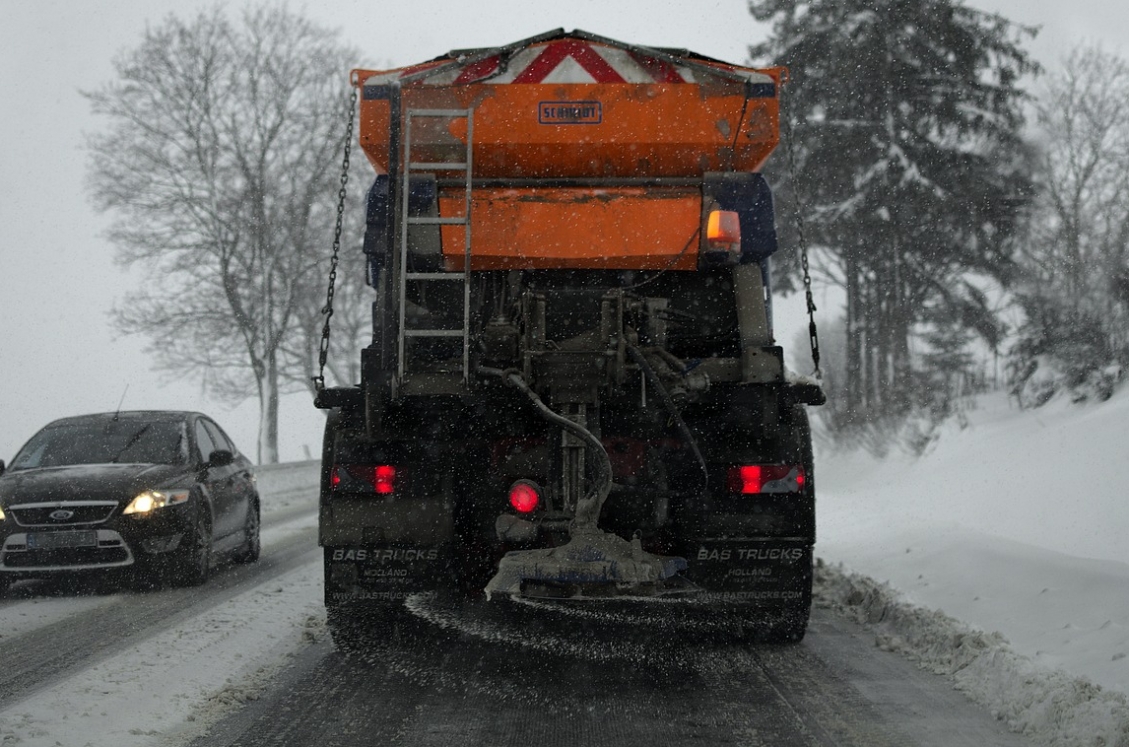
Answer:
[352,29,785,271]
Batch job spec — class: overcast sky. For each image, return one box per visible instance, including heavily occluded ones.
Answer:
[1,0,1125,463]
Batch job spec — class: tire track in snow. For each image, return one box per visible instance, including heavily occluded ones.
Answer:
[190,596,1035,747]
[189,601,1009,747]
[0,512,319,707]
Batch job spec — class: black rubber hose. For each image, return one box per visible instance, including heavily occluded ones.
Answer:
[477,367,613,531]
[627,346,709,491]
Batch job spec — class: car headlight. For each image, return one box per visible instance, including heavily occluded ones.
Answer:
[124,489,191,515]
[0,505,6,522]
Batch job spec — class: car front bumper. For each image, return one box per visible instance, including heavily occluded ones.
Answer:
[1,529,135,573]
[0,507,193,578]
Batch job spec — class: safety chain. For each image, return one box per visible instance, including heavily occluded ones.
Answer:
[314,86,358,391]
[781,78,822,379]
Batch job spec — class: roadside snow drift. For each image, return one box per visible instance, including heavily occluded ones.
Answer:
[815,387,1129,745]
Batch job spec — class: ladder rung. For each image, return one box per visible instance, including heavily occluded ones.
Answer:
[404,329,466,338]
[399,107,472,384]
[406,272,465,280]
[409,162,469,171]
[408,109,472,118]
[408,216,467,225]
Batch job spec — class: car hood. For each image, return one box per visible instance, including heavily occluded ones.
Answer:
[0,463,192,508]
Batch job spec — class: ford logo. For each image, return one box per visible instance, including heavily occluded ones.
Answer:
[49,509,75,521]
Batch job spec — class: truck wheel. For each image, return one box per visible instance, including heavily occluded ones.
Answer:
[754,405,815,645]
[326,600,407,656]
[321,409,358,501]
[783,405,815,493]
[764,596,812,644]
[326,600,366,655]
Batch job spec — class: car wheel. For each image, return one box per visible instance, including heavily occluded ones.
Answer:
[233,498,261,564]
[174,510,212,587]
[0,574,11,595]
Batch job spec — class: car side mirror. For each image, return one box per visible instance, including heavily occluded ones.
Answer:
[0,459,5,477]
[208,449,234,468]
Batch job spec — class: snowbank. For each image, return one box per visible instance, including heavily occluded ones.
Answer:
[814,386,1129,745]
[816,561,1129,746]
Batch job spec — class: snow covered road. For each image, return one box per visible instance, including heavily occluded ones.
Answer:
[5,409,1127,747]
[0,458,1032,747]
[0,463,324,747]
[187,601,1026,747]
[0,512,319,705]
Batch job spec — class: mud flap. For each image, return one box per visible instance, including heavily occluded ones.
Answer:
[324,545,453,603]
[679,539,812,606]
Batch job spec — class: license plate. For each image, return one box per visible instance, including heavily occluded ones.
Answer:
[26,531,98,550]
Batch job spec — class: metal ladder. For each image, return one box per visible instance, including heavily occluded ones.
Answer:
[396,108,473,388]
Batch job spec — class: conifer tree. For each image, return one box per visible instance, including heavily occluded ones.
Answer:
[750,0,1037,429]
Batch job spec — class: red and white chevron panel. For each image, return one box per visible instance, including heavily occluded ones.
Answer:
[365,38,773,87]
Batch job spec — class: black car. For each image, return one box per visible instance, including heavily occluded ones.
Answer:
[0,411,260,591]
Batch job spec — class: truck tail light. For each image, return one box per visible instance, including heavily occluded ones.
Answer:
[331,464,398,494]
[727,465,805,494]
[508,480,541,513]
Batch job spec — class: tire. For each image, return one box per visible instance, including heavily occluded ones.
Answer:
[326,600,365,655]
[320,410,346,503]
[173,509,212,587]
[763,405,815,644]
[783,405,815,496]
[735,592,811,644]
[232,498,261,564]
[0,574,11,595]
[764,596,812,644]
[326,599,407,657]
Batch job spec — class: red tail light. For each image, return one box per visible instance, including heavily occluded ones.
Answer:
[331,464,398,494]
[508,480,541,513]
[727,465,805,494]
[372,465,396,494]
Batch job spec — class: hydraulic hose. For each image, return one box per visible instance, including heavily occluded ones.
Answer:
[627,346,709,491]
[478,367,613,533]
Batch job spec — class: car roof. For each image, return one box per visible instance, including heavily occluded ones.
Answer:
[42,411,201,428]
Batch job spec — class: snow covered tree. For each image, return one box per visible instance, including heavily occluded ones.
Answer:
[1010,44,1129,406]
[750,0,1037,431]
[85,6,364,463]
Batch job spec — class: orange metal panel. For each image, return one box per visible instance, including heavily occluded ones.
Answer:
[357,97,391,174]
[353,75,783,178]
[438,187,702,270]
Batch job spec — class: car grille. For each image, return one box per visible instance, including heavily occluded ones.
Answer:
[9,501,118,527]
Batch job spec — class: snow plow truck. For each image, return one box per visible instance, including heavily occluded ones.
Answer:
[314,29,824,646]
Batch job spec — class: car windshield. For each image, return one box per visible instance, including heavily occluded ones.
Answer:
[8,420,188,470]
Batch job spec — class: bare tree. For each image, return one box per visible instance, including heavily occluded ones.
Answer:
[1027,44,1129,334]
[1009,44,1129,405]
[283,225,371,395]
[85,5,363,463]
